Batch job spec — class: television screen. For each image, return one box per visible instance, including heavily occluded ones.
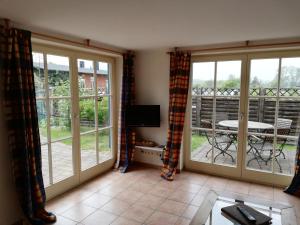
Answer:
[126,105,160,127]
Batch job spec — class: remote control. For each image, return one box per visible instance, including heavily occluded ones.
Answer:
[237,205,256,222]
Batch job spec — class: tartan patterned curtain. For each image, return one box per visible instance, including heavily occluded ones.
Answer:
[284,134,300,197]
[1,27,56,224]
[117,52,136,173]
[161,51,191,181]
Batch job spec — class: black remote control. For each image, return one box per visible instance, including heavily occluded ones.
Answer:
[237,205,256,222]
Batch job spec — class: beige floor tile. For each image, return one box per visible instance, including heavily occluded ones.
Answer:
[248,183,274,200]
[225,180,250,195]
[53,215,77,225]
[101,199,131,215]
[273,187,300,206]
[175,217,192,225]
[205,176,228,192]
[98,184,125,197]
[137,193,165,209]
[82,193,112,208]
[178,183,202,194]
[190,193,205,207]
[145,211,179,225]
[81,209,117,225]
[110,216,142,225]
[128,182,155,193]
[121,204,154,223]
[181,205,198,219]
[158,199,187,216]
[62,203,96,222]
[183,173,209,185]
[168,190,196,204]
[148,186,173,198]
[115,189,144,204]
[157,179,182,190]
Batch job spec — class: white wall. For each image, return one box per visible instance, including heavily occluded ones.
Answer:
[135,49,169,145]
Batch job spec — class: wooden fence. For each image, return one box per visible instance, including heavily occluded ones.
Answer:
[192,87,300,135]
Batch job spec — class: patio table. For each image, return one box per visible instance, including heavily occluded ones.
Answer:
[218,120,274,130]
[218,120,275,168]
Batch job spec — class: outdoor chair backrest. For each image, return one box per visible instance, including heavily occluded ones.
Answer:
[264,118,292,143]
[277,118,292,143]
[200,120,213,142]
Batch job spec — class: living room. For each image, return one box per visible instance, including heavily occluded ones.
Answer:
[1,1,300,225]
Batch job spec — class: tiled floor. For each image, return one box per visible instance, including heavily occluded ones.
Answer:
[46,166,300,225]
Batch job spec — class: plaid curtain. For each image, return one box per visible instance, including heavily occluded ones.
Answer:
[116,52,136,173]
[284,133,300,197]
[161,51,191,181]
[1,27,56,224]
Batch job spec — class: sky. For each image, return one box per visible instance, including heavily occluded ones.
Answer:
[32,52,108,71]
[192,57,300,84]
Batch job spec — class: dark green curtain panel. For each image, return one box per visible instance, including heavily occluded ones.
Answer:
[161,51,191,181]
[117,52,136,173]
[1,27,56,224]
[284,133,300,196]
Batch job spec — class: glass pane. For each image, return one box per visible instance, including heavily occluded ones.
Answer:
[81,133,97,171]
[50,99,72,141]
[280,57,300,91]
[96,61,110,95]
[192,96,213,129]
[246,133,274,172]
[47,54,70,97]
[249,58,279,96]
[274,97,300,175]
[78,59,95,96]
[33,52,45,97]
[216,60,241,95]
[98,129,112,163]
[51,138,74,183]
[192,62,215,96]
[98,96,110,128]
[37,100,48,144]
[41,144,50,187]
[246,97,276,172]
[79,98,96,133]
[191,129,211,163]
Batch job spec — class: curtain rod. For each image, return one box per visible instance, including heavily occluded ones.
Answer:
[166,40,300,54]
[1,18,123,55]
[31,32,123,55]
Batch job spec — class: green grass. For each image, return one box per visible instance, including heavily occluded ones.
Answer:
[191,134,207,152]
[40,126,111,151]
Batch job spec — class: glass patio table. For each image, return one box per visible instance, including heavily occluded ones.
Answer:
[190,190,297,225]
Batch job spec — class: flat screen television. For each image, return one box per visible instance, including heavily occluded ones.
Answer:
[126,105,160,127]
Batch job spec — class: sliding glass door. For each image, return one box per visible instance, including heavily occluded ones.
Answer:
[188,55,246,177]
[243,53,300,185]
[33,45,115,198]
[186,51,300,186]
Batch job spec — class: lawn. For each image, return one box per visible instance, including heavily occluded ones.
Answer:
[191,133,207,152]
[40,126,111,151]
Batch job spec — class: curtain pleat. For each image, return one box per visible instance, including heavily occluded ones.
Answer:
[161,51,191,181]
[1,27,56,224]
[116,52,136,173]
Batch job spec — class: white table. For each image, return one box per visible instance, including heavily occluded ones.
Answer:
[218,120,274,130]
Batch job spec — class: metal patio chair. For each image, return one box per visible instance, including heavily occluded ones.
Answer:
[247,118,292,172]
[201,119,235,162]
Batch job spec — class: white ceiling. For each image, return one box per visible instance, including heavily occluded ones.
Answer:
[1,0,300,50]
